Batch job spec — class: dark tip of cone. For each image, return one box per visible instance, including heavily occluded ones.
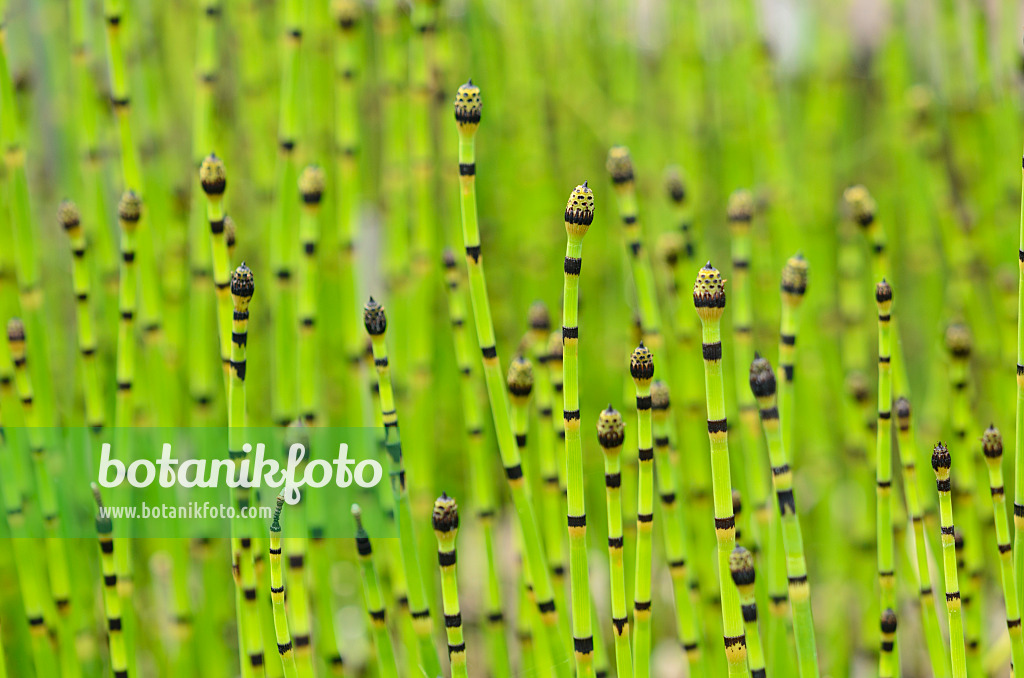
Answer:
[638,340,645,348]
[441,490,449,500]
[583,180,588,188]
[704,261,712,269]
[466,78,473,86]
[368,296,375,303]
[754,351,761,360]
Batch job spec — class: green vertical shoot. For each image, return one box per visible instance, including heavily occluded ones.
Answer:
[433,494,469,678]
[932,442,968,678]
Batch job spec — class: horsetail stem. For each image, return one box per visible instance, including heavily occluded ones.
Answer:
[199,153,232,383]
[630,343,655,678]
[229,262,266,678]
[879,609,897,678]
[844,186,886,283]
[727,189,764,550]
[1016,138,1024,619]
[933,442,968,677]
[269,497,299,678]
[749,354,819,677]
[433,494,469,678]
[874,280,897,644]
[363,298,442,677]
[453,81,570,677]
[562,180,597,678]
[441,249,512,678]
[607,147,665,360]
[92,485,129,678]
[894,397,951,678]
[980,426,1024,673]
[651,380,706,677]
[944,322,983,668]
[729,547,765,678]
[281,430,314,678]
[597,406,634,678]
[352,504,399,678]
[298,165,325,425]
[59,200,104,432]
[779,253,807,453]
[693,263,747,676]
[508,354,534,458]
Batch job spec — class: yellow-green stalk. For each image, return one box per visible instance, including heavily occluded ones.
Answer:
[879,609,897,678]
[199,153,232,384]
[298,165,325,425]
[874,280,896,659]
[693,263,747,676]
[433,494,469,678]
[629,343,655,678]
[597,407,634,678]
[729,547,765,678]
[933,442,968,678]
[91,485,129,678]
[269,497,299,678]
[980,425,1024,673]
[352,504,400,678]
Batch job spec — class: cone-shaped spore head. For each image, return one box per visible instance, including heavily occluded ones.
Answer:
[982,424,1003,459]
[880,609,897,634]
[564,181,595,237]
[945,322,971,359]
[597,406,625,450]
[230,263,255,312]
[118,189,142,226]
[630,342,655,383]
[727,189,754,223]
[651,380,670,411]
[693,263,727,321]
[271,495,286,531]
[749,354,777,401]
[656,232,683,268]
[6,318,25,359]
[781,253,809,298]
[875,279,893,313]
[664,165,686,203]
[453,79,481,130]
[729,546,755,587]
[528,301,550,333]
[58,200,81,231]
[606,146,634,185]
[363,297,387,336]
[506,355,534,399]
[432,492,459,533]
[199,153,227,196]
[299,164,326,204]
[931,441,951,477]
[844,184,876,227]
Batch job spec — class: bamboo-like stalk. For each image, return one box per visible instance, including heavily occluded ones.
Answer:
[228,263,266,678]
[453,80,570,677]
[597,406,634,678]
[441,249,511,678]
[91,485,129,678]
[564,181,597,678]
[1016,139,1024,622]
[879,609,897,678]
[932,442,968,678]
[729,547,765,678]
[944,322,983,671]
[980,426,1024,672]
[298,165,325,425]
[363,297,442,677]
[692,263,746,676]
[894,397,951,678]
[433,494,469,678]
[352,504,400,678]
[650,380,706,677]
[629,343,655,678]
[199,154,232,384]
[269,497,299,678]
[874,279,896,660]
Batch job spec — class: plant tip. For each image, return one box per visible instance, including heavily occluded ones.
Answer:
[630,343,655,382]
[597,406,625,449]
[565,182,595,233]
[363,297,387,336]
[199,153,227,196]
[606,146,634,184]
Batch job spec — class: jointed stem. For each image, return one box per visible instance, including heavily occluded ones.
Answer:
[933,442,968,678]
[269,498,299,678]
[352,505,399,678]
[433,495,469,678]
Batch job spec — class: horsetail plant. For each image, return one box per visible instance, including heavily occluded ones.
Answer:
[875,279,897,660]
[269,496,299,678]
[597,406,634,678]
[1017,137,1024,619]
[453,81,570,677]
[298,165,325,425]
[352,504,400,678]
[979,425,1024,672]
[92,485,129,678]
[749,354,820,677]
[441,249,512,678]
[693,263,747,676]
[363,297,443,677]
[894,397,951,678]
[630,343,656,678]
[933,442,968,678]
[651,379,706,677]
[229,262,266,678]
[433,493,469,678]
[729,547,766,678]
[200,153,232,382]
[563,180,598,678]
[880,609,898,678]
[508,355,534,460]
